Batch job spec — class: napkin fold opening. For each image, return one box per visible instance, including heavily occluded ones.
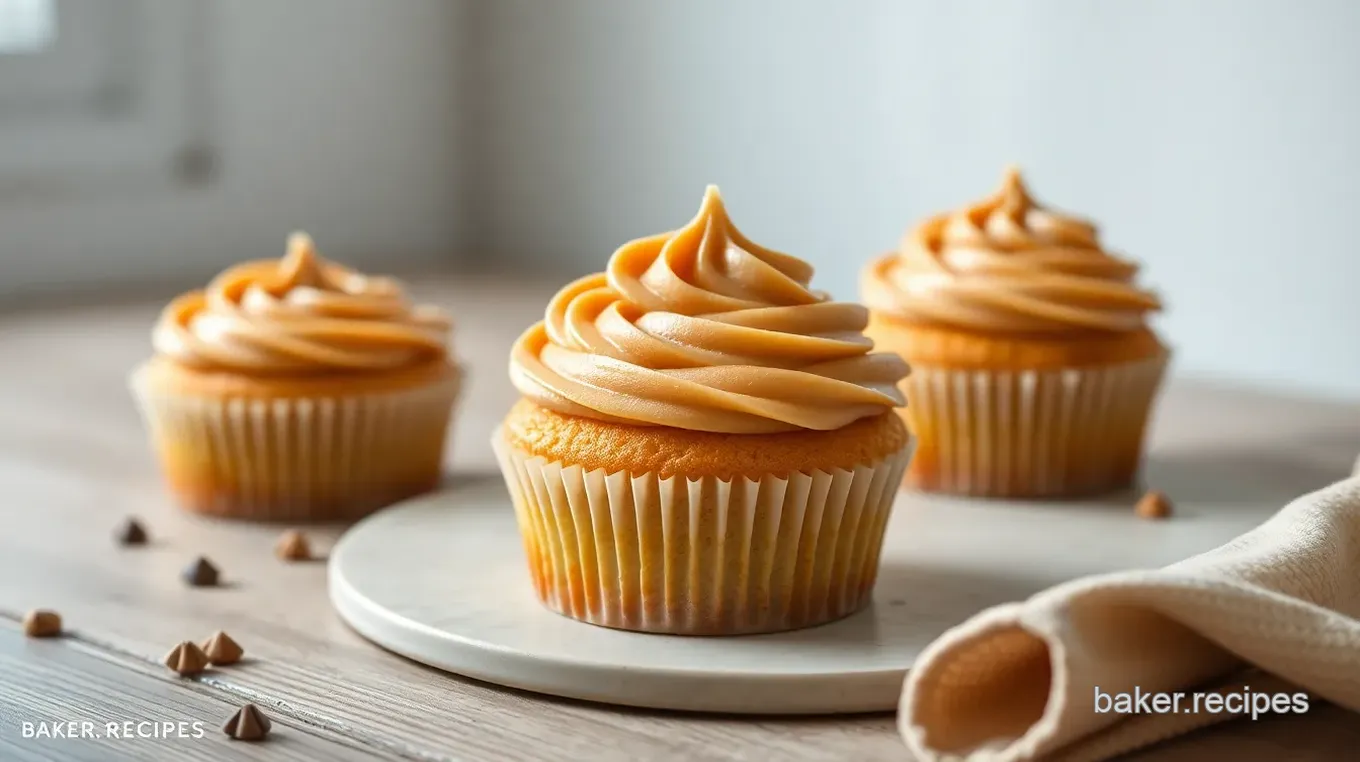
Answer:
[902,620,1055,755]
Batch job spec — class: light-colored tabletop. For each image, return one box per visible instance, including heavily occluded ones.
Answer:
[1,275,1357,761]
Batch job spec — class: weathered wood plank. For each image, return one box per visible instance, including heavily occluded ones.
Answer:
[0,620,387,761]
[1121,701,1360,761]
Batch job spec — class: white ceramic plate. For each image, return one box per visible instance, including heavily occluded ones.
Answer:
[329,475,1274,714]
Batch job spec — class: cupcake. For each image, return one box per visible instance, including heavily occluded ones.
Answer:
[862,167,1167,499]
[495,186,914,635]
[131,233,462,521]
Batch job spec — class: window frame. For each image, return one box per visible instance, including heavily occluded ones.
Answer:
[0,0,214,200]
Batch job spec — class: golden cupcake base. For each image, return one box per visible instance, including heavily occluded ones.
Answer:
[863,311,1169,499]
[902,356,1168,498]
[493,406,914,635]
[132,360,461,522]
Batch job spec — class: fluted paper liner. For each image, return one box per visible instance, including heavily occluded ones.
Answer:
[493,432,913,635]
[131,366,460,521]
[904,354,1168,498]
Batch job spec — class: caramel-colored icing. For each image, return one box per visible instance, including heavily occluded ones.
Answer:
[863,167,1161,334]
[510,186,909,434]
[153,233,452,374]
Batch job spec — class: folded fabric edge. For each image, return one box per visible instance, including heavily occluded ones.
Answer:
[898,476,1360,762]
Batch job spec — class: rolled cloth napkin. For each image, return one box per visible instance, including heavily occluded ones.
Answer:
[898,476,1360,762]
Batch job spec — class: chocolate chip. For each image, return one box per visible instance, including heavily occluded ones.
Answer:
[181,557,220,587]
[163,641,210,676]
[200,631,244,665]
[275,530,311,562]
[22,609,61,638]
[113,517,148,546]
[222,704,271,741]
[1135,490,1173,520]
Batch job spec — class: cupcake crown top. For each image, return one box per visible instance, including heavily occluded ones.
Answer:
[510,186,909,434]
[863,166,1162,334]
[153,233,452,373]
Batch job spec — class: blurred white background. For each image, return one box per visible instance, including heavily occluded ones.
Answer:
[3,0,1359,399]
[0,0,467,296]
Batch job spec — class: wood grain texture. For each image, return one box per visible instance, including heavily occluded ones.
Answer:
[0,275,1357,760]
[0,621,383,761]
[1120,702,1360,762]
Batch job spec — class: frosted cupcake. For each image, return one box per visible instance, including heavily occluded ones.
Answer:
[862,167,1167,498]
[496,186,914,635]
[132,233,462,521]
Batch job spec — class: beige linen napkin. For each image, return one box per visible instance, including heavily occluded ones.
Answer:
[898,476,1360,762]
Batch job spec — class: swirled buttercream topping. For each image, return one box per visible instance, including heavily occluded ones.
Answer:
[510,186,908,434]
[863,167,1161,333]
[153,233,451,373]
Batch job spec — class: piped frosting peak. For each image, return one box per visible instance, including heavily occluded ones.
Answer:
[864,167,1161,334]
[153,233,451,373]
[510,186,908,434]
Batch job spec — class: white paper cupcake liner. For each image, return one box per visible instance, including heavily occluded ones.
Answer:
[493,431,914,635]
[903,354,1169,498]
[131,366,460,521]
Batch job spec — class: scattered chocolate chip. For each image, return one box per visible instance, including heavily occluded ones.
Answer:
[181,556,220,587]
[1135,490,1173,520]
[274,530,311,562]
[22,609,61,638]
[113,517,148,546]
[200,631,244,665]
[163,641,210,676]
[222,703,271,741]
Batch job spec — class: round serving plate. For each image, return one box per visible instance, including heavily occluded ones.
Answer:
[329,472,1276,714]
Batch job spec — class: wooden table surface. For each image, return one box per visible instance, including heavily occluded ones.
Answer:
[1,275,1357,761]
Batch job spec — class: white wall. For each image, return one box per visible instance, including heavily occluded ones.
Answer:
[5,1,1358,398]
[0,0,468,298]
[469,0,1360,399]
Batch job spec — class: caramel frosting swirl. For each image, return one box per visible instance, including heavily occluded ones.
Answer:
[863,167,1162,333]
[511,186,908,434]
[153,233,452,373]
